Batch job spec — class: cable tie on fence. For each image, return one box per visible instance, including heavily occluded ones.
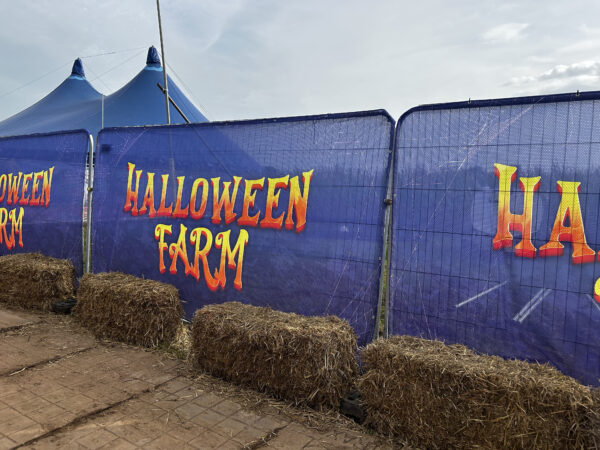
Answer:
[384,198,393,205]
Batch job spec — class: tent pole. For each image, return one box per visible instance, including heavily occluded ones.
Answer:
[157,83,190,124]
[156,0,171,125]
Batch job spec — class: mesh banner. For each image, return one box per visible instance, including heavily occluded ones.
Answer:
[389,93,600,385]
[0,131,89,273]
[91,111,393,345]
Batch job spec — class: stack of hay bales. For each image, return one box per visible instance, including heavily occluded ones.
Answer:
[0,253,75,310]
[74,272,183,347]
[358,336,600,448]
[192,302,358,408]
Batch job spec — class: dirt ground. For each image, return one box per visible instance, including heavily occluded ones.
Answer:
[0,307,397,449]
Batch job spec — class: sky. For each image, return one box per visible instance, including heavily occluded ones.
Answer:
[2,0,600,122]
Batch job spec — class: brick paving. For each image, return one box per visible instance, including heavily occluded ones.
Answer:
[0,315,96,377]
[0,308,392,449]
[0,310,37,331]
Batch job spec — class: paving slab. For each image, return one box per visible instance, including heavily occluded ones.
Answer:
[0,309,40,331]
[25,377,387,450]
[0,318,96,376]
[0,307,395,449]
[0,345,181,447]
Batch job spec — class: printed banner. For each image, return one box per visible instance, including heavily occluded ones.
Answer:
[389,94,600,385]
[91,112,393,345]
[0,131,89,273]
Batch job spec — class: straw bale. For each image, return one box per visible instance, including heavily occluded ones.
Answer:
[74,272,183,347]
[191,301,358,408]
[358,335,600,449]
[0,253,75,310]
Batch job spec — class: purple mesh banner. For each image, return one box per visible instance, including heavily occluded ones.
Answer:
[390,94,600,385]
[0,131,88,273]
[91,112,393,345]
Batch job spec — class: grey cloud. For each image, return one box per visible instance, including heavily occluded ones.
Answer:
[506,61,600,87]
[483,23,529,43]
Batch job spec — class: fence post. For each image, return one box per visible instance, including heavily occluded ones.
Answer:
[85,134,94,274]
[373,129,396,341]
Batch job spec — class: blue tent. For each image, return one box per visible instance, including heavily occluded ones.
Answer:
[102,47,207,130]
[0,59,102,137]
[0,47,208,138]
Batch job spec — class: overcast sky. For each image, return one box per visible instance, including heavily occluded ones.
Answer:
[2,0,600,122]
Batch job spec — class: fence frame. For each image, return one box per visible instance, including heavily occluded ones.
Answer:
[387,89,600,384]
[88,110,395,344]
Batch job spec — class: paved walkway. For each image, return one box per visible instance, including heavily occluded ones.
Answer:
[0,308,393,449]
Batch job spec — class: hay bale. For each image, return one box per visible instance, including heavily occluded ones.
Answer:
[74,272,183,347]
[0,253,75,310]
[191,302,358,408]
[358,336,600,449]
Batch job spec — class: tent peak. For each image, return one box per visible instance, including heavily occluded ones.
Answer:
[146,46,161,67]
[70,58,85,78]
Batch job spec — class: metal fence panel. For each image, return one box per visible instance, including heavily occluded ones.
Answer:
[0,130,89,273]
[91,111,393,345]
[389,93,600,385]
